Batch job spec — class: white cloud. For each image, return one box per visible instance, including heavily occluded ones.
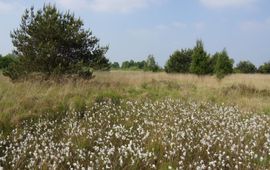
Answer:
[56,0,163,12]
[199,0,257,8]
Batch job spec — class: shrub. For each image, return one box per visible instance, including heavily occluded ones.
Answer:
[213,50,234,79]
[110,62,120,69]
[235,61,257,73]
[0,54,17,70]
[144,55,160,72]
[190,40,211,75]
[2,58,26,80]
[258,61,270,74]
[165,49,193,73]
[121,60,146,70]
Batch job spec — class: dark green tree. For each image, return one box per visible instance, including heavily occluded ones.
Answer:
[121,60,132,69]
[258,61,270,74]
[190,40,211,75]
[121,60,146,70]
[144,55,160,72]
[0,54,17,70]
[165,49,193,73]
[110,62,120,69]
[9,4,109,78]
[235,61,257,73]
[213,50,234,79]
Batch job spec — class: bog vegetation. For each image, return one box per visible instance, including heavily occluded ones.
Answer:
[1,4,270,170]
[1,99,270,169]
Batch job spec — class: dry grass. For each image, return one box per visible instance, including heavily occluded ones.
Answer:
[0,71,270,133]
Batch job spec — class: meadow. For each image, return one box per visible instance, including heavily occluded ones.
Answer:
[0,71,270,169]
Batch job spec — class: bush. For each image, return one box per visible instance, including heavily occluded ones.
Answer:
[8,4,109,80]
[165,49,193,73]
[190,40,211,75]
[144,55,160,72]
[121,60,146,70]
[213,50,234,79]
[77,67,93,79]
[2,58,26,80]
[0,54,17,70]
[258,61,270,74]
[110,62,120,69]
[235,61,257,73]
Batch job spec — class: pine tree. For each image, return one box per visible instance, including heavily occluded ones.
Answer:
[9,4,109,78]
[214,49,234,79]
[190,40,210,75]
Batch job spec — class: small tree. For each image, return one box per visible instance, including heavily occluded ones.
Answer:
[0,54,17,70]
[214,50,234,79]
[9,4,109,79]
[258,61,270,74]
[111,62,120,69]
[190,40,211,75]
[144,55,160,72]
[165,49,193,73]
[235,61,257,73]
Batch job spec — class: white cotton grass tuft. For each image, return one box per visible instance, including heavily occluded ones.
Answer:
[0,99,270,169]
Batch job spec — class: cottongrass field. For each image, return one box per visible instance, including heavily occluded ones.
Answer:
[1,99,270,169]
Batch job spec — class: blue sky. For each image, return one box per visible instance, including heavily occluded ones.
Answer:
[0,0,270,66]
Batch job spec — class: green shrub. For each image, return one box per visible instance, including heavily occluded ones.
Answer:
[258,61,270,74]
[0,54,17,70]
[235,61,257,73]
[2,60,26,80]
[165,49,193,73]
[190,40,211,75]
[214,50,234,79]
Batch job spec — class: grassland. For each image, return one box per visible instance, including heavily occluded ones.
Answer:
[1,71,270,169]
[1,71,270,133]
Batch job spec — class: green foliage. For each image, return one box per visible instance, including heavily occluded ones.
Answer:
[0,54,17,70]
[110,62,120,69]
[2,58,26,80]
[165,49,193,73]
[144,55,160,72]
[121,60,146,70]
[258,61,270,74]
[235,61,257,73]
[9,4,109,79]
[190,40,211,75]
[213,50,234,79]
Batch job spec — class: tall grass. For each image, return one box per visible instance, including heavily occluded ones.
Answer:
[0,71,270,133]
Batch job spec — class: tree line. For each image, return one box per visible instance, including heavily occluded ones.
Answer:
[110,55,160,72]
[1,4,270,81]
[111,40,270,78]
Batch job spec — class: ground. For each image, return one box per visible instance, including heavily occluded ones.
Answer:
[0,71,270,169]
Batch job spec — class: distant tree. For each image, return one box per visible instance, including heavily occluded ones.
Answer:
[258,61,270,74]
[136,61,146,69]
[213,50,234,79]
[8,4,109,79]
[121,61,131,69]
[121,60,146,70]
[208,53,219,74]
[144,55,160,72]
[235,61,257,73]
[165,49,193,73]
[0,54,17,70]
[190,40,211,75]
[111,62,120,69]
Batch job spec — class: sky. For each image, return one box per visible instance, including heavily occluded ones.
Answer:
[0,0,270,67]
